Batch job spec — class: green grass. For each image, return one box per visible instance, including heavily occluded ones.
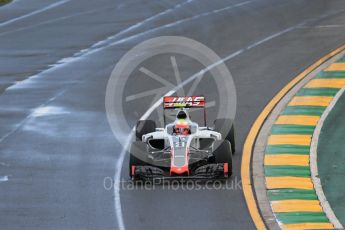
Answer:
[0,0,11,6]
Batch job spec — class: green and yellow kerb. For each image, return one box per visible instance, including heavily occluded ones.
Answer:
[264,56,345,229]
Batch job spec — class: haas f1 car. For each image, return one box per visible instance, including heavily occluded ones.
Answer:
[129,96,235,180]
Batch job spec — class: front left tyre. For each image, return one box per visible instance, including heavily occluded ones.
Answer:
[135,120,156,141]
[214,118,235,154]
[129,141,149,179]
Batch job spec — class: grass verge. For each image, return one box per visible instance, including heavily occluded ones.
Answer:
[0,0,11,6]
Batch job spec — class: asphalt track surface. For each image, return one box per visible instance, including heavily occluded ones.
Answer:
[1,0,345,229]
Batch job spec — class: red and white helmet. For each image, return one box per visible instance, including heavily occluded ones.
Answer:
[174,120,190,135]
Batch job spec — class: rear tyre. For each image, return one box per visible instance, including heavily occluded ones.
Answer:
[214,119,235,154]
[129,141,149,179]
[213,140,233,177]
[136,120,156,141]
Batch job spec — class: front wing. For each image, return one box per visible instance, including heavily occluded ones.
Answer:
[131,163,229,180]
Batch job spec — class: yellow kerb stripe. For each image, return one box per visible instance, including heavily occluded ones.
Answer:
[275,115,320,126]
[304,79,345,89]
[268,135,311,146]
[271,200,322,212]
[288,96,333,106]
[241,44,345,230]
[282,223,334,230]
[266,176,313,190]
[264,154,309,166]
[324,62,345,71]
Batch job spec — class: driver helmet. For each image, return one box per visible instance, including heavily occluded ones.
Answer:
[174,120,190,136]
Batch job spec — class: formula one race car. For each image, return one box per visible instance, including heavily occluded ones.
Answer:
[129,96,235,180]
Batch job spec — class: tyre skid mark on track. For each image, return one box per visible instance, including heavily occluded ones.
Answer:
[57,1,252,66]
[6,1,341,95]
[0,0,70,27]
[4,0,244,92]
[0,0,199,143]
[109,1,252,47]
[0,5,116,37]
[89,0,197,51]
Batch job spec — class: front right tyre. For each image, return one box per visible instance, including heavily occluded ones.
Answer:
[213,140,233,177]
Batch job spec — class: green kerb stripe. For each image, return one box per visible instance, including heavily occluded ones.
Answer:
[282,106,326,116]
[266,145,310,155]
[265,166,310,177]
[276,212,329,224]
[0,0,11,6]
[264,54,345,227]
[336,57,345,62]
[316,71,345,78]
[296,88,339,97]
[267,189,318,201]
[271,125,315,135]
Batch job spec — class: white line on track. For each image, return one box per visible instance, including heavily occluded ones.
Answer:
[3,0,246,90]
[0,0,70,27]
[298,24,345,29]
[0,5,115,37]
[88,0,195,51]
[5,0,197,91]
[5,0,252,92]
[112,7,345,230]
[109,1,252,47]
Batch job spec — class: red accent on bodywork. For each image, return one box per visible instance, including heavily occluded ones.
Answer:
[170,165,189,175]
[224,163,229,175]
[170,147,190,175]
[131,165,135,177]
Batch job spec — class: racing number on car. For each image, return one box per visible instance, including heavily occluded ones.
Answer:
[175,142,185,148]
